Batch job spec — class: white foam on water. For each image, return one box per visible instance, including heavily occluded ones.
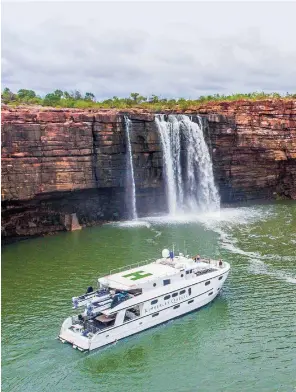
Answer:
[248,260,296,284]
[215,225,296,285]
[154,231,162,238]
[218,231,263,260]
[139,206,267,228]
[115,220,151,229]
[188,205,296,285]
[284,276,296,284]
[150,227,162,238]
[111,205,295,285]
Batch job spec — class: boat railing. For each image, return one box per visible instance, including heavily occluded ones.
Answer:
[202,258,224,268]
[108,258,156,276]
[95,256,224,281]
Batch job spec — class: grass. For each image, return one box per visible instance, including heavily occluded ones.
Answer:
[2,89,296,111]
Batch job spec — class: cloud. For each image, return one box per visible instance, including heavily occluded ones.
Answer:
[2,1,296,98]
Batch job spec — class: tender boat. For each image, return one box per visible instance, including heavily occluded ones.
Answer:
[58,249,230,351]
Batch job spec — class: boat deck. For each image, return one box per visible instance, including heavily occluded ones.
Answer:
[98,257,222,291]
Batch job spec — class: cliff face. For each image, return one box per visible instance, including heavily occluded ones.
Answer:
[199,101,296,201]
[1,108,166,241]
[2,100,296,242]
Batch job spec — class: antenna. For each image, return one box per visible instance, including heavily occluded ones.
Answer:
[176,242,180,255]
[184,240,187,256]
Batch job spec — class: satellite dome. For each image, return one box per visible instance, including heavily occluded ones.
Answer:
[162,249,170,258]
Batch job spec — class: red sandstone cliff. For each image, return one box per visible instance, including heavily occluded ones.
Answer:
[198,100,296,201]
[1,100,296,242]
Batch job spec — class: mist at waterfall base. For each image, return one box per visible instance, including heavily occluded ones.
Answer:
[122,114,220,227]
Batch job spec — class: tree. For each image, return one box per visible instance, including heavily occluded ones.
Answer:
[130,93,146,104]
[84,92,95,101]
[53,89,63,99]
[149,94,159,103]
[17,89,36,100]
[70,90,82,100]
[43,92,61,106]
[63,91,71,99]
[130,92,140,102]
[1,87,16,103]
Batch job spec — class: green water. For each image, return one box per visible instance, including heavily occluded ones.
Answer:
[2,202,296,392]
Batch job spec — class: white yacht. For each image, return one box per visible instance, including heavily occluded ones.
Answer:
[59,249,230,351]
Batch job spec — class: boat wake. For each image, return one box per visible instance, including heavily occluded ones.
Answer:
[111,206,295,285]
[214,227,296,285]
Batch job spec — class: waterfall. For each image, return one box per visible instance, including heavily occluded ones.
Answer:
[155,114,220,214]
[124,116,138,220]
[155,115,179,215]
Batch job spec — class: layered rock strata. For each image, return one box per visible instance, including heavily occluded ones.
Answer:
[2,100,296,242]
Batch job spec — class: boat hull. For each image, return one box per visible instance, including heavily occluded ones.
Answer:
[59,267,229,351]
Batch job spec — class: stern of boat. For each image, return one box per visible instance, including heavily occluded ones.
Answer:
[58,317,90,351]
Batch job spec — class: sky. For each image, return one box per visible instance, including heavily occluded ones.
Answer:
[1,1,296,99]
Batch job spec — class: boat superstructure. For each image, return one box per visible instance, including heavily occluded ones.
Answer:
[59,250,230,351]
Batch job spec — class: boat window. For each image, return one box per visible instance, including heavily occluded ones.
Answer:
[205,281,211,286]
[172,292,178,297]
[180,290,186,295]
[186,270,190,275]
[123,305,141,323]
[153,283,157,287]
[218,276,223,280]
[152,313,159,317]
[181,274,184,277]
[164,295,170,300]
[188,299,194,304]
[188,288,192,295]
[173,305,180,309]
[163,279,171,286]
[208,292,213,296]
[151,299,158,305]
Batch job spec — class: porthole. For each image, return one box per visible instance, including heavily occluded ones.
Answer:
[173,304,180,309]
[153,283,157,287]
[181,274,184,277]
[218,276,223,280]
[205,281,211,286]
[152,313,159,317]
[188,299,194,304]
[180,290,186,295]
[172,292,178,297]
[208,291,213,296]
[164,295,171,300]
[151,299,158,305]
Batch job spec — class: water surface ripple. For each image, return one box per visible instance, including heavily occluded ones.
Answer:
[2,202,296,392]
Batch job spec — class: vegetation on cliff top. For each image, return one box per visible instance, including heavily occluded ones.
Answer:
[2,87,296,110]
